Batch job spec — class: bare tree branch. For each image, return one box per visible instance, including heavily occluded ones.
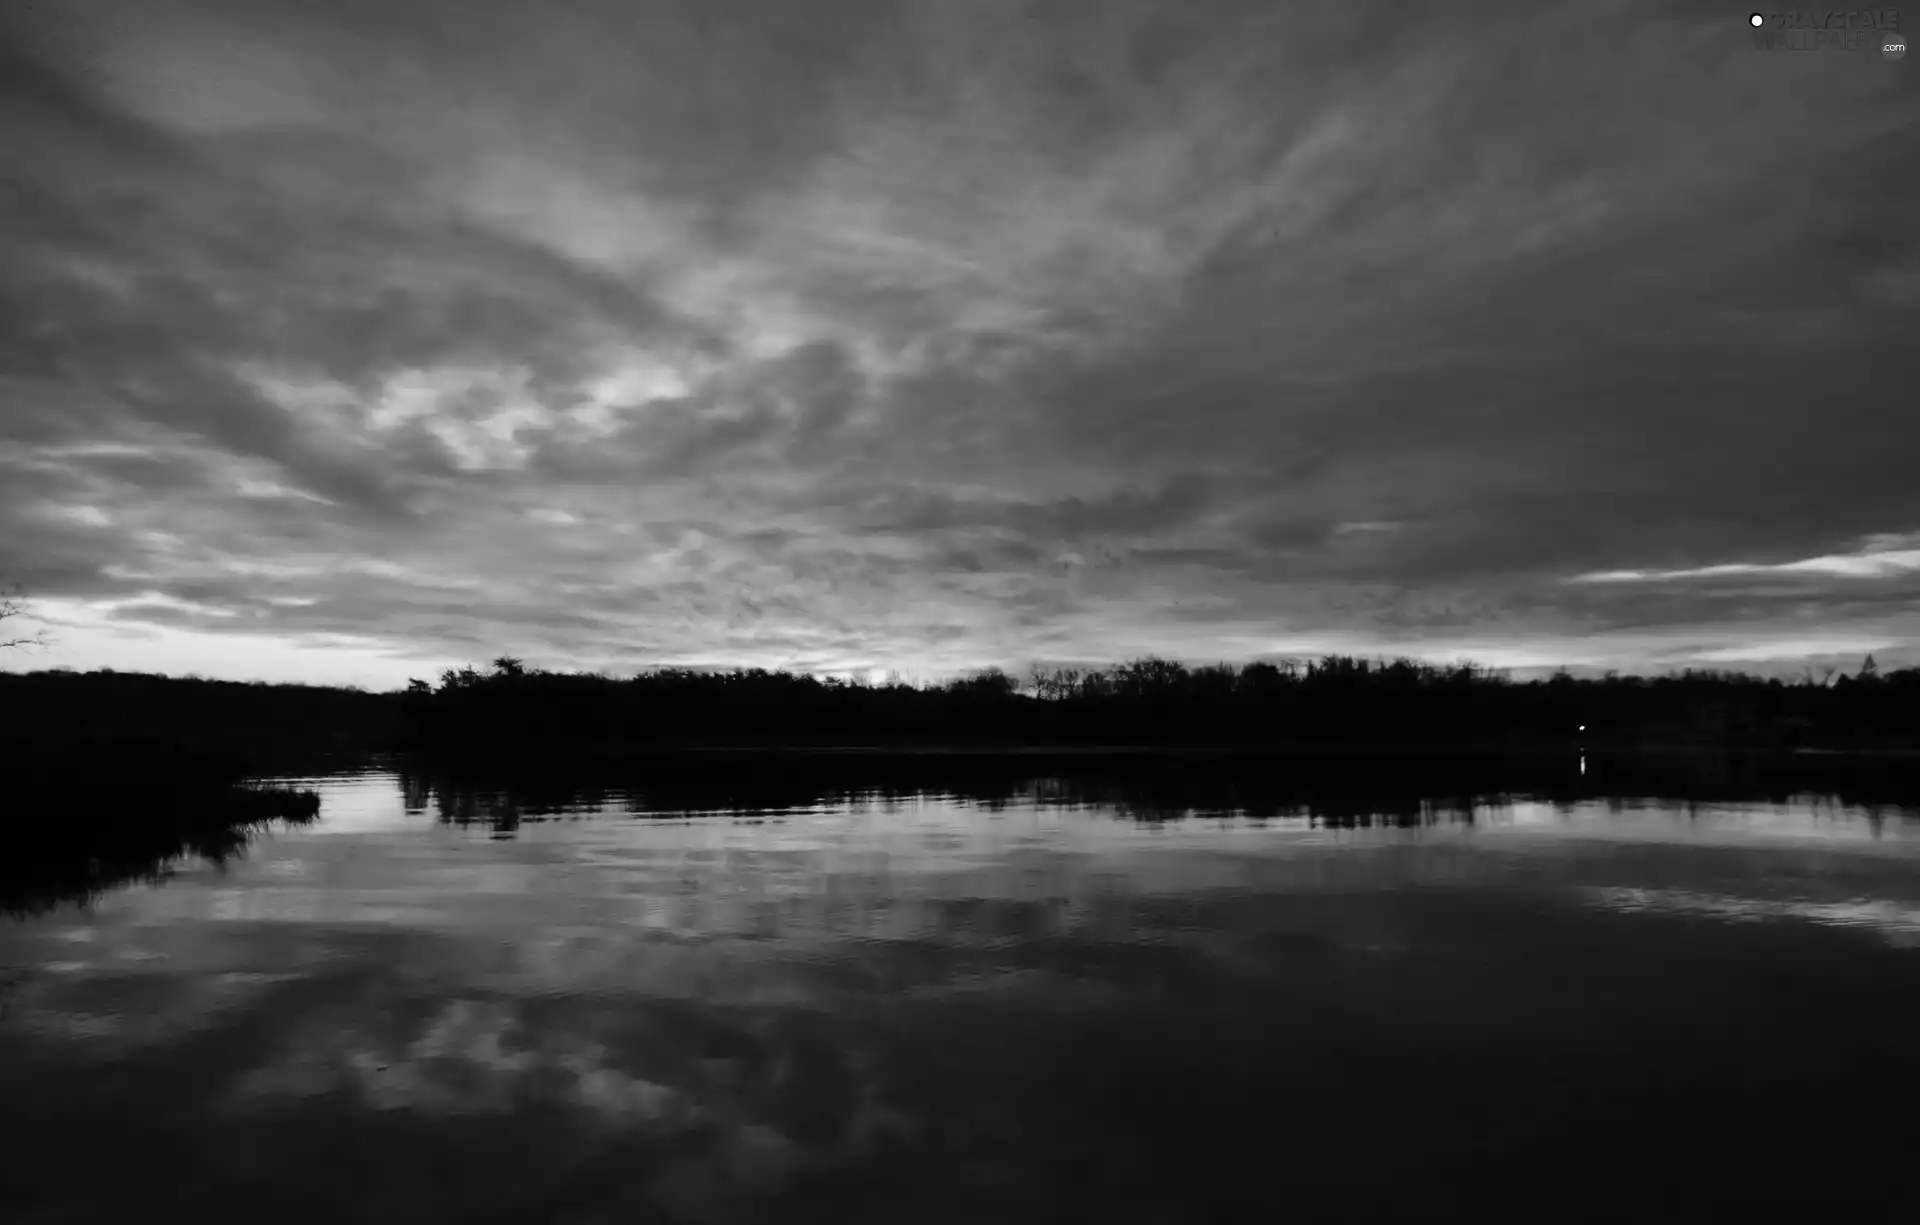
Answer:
[0,582,53,653]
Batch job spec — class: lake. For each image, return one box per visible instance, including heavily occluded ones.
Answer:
[3,758,1920,1221]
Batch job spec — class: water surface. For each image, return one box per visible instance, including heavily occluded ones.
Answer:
[4,763,1919,1221]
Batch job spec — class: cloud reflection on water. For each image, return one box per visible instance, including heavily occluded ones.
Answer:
[2,767,1920,1218]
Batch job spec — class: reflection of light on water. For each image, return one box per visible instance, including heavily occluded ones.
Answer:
[1483,799,1918,846]
[244,769,426,834]
[3,762,1919,1219]
[11,771,1920,1029]
[1586,886,1920,947]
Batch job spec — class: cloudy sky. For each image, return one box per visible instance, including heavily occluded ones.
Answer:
[1,0,1915,688]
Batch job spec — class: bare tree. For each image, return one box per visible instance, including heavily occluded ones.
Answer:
[1,583,51,653]
[1030,664,1082,701]
[1800,663,1839,688]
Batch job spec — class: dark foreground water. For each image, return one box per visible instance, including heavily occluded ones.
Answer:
[4,759,1920,1221]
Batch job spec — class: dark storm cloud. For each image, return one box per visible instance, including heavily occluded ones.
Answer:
[1,0,1915,683]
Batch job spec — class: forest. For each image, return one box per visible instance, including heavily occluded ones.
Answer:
[12,652,1912,768]
[397,653,1920,758]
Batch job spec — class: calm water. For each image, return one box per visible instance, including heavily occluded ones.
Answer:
[4,764,1920,1221]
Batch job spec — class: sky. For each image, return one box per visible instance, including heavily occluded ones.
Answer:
[1,0,1916,690]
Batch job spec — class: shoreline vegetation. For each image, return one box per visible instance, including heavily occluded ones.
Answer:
[1,653,1916,770]
[1,739,321,915]
[402,655,1920,757]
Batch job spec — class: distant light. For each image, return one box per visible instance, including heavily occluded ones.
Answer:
[1749,13,1764,27]
[1578,724,1586,732]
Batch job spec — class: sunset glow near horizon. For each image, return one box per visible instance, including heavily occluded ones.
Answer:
[1,1,1915,691]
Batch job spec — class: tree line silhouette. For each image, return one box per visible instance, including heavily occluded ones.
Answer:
[0,669,406,767]
[3,653,1916,773]
[399,653,1920,760]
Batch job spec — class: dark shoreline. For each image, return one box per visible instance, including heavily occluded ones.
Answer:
[1,736,325,914]
[0,780,322,917]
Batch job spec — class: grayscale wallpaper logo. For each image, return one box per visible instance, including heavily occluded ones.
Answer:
[1748,9,1905,55]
